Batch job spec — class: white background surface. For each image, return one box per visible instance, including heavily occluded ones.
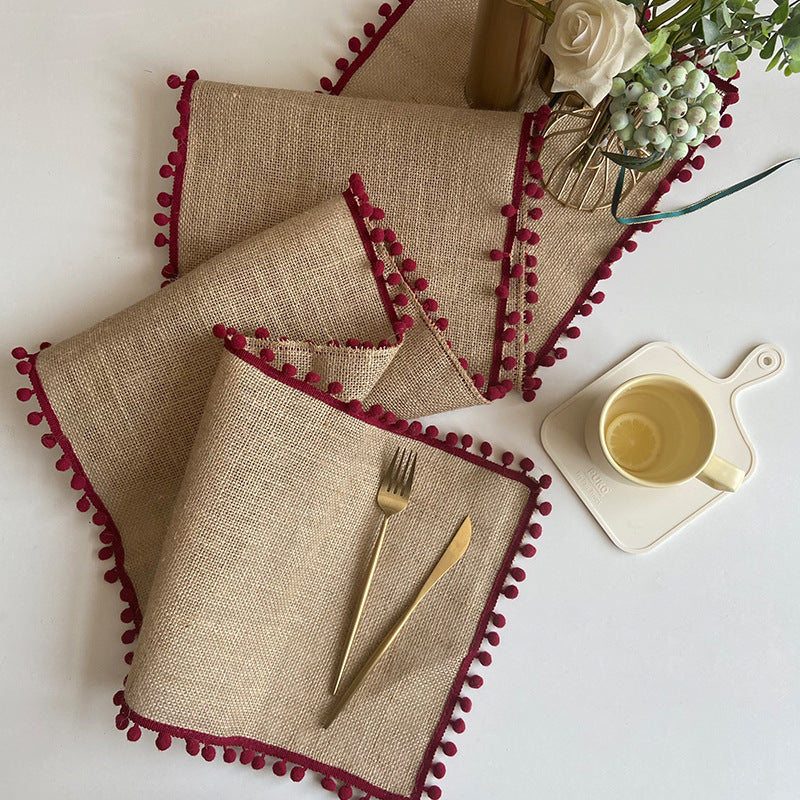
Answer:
[1,2,799,798]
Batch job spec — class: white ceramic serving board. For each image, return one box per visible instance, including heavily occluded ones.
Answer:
[541,342,785,553]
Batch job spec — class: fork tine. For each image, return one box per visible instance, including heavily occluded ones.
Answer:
[402,452,417,498]
[392,448,410,494]
[381,448,400,492]
[400,448,415,495]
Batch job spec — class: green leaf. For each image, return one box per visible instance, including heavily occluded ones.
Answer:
[766,50,783,70]
[646,27,671,56]
[716,50,739,75]
[780,7,800,38]
[702,16,722,44]
[601,150,664,171]
[721,2,733,26]
[760,35,778,58]
[772,0,790,26]
[787,37,800,59]
[639,158,670,173]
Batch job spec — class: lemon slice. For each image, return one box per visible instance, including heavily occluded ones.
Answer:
[606,412,662,473]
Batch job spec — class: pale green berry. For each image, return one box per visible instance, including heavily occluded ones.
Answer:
[667,99,687,118]
[667,65,687,87]
[652,78,671,97]
[678,123,698,142]
[648,124,668,145]
[684,75,702,97]
[699,83,716,99]
[669,118,689,138]
[610,95,629,113]
[610,110,631,130]
[633,126,650,147]
[652,136,672,154]
[688,130,705,147]
[669,141,689,160]
[618,123,636,142]
[642,108,663,127]
[610,76,627,97]
[638,91,658,112]
[694,71,710,92]
[702,93,722,114]
[683,60,697,73]
[685,105,706,126]
[625,81,645,101]
[702,113,720,134]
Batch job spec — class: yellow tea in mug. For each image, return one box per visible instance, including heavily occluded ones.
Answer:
[601,376,716,485]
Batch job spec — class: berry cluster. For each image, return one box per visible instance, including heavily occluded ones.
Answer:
[608,59,723,161]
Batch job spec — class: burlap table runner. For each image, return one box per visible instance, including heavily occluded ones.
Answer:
[12,1,738,797]
[16,181,491,612]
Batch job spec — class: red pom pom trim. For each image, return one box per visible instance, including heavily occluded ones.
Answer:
[154,70,198,286]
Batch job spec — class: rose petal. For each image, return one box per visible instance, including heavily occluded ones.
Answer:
[542,0,650,107]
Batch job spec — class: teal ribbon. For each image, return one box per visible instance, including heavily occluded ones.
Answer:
[612,156,800,225]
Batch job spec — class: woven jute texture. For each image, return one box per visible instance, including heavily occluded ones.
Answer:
[178,83,526,386]
[338,0,683,387]
[171,0,682,395]
[34,193,473,610]
[175,84,670,394]
[124,343,538,797]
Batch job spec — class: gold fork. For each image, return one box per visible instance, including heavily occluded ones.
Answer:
[332,447,417,695]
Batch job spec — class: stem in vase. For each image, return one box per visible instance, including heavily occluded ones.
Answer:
[572,98,613,173]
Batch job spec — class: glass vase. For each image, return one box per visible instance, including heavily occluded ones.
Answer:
[465,0,547,111]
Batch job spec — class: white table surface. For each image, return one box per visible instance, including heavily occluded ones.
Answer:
[2,2,799,798]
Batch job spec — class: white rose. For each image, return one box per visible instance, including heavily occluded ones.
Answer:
[541,0,650,107]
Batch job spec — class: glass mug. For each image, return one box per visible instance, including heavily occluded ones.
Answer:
[585,374,745,492]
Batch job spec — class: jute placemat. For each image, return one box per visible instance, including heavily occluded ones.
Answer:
[114,335,545,800]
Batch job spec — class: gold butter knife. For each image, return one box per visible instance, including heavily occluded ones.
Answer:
[323,516,472,729]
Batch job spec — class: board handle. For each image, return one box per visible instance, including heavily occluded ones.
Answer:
[724,344,785,394]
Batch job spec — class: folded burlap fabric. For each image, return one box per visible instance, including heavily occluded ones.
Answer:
[13,2,739,797]
[15,180,492,612]
[14,179,550,799]
[153,2,736,406]
[113,334,546,800]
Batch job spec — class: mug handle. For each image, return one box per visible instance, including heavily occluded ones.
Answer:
[698,454,745,493]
